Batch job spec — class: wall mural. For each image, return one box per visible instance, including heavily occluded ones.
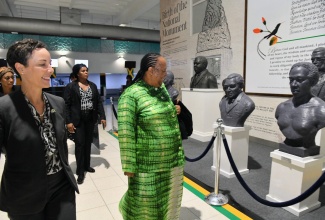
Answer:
[197,0,232,53]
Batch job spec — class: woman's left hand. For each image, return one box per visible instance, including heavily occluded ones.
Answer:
[175,105,181,115]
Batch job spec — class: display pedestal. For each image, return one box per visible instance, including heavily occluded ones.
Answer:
[266,150,324,216]
[181,88,224,142]
[211,124,250,178]
[315,128,325,170]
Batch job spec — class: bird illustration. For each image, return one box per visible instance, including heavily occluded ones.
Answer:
[253,17,282,60]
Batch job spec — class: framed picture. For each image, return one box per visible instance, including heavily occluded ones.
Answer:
[244,0,325,95]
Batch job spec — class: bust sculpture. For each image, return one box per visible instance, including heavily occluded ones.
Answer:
[219,73,255,127]
[311,47,325,101]
[276,62,325,157]
[163,70,179,102]
[190,56,218,89]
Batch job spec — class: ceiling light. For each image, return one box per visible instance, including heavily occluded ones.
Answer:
[119,24,127,27]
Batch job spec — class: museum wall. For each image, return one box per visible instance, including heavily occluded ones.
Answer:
[160,0,288,144]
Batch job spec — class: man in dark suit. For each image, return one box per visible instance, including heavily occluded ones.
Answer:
[190,56,218,89]
[311,47,325,101]
[219,73,255,127]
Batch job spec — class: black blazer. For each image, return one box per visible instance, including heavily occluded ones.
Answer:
[64,81,106,126]
[0,90,79,215]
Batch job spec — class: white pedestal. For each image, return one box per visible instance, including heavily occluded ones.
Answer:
[266,150,324,216]
[181,88,224,142]
[315,128,325,170]
[211,124,250,178]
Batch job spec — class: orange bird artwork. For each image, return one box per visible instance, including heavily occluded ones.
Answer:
[253,17,282,60]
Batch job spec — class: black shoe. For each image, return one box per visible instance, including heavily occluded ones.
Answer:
[87,167,95,173]
[77,174,85,184]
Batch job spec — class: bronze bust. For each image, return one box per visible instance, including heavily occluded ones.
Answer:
[276,62,325,157]
[190,56,218,89]
[163,71,179,102]
[311,47,325,101]
[219,73,255,127]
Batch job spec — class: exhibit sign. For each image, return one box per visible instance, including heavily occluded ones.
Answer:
[245,0,325,95]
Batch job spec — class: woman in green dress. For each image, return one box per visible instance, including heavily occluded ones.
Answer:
[118,53,185,220]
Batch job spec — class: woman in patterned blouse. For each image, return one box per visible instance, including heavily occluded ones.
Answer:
[64,64,106,185]
[0,39,79,219]
[118,53,184,220]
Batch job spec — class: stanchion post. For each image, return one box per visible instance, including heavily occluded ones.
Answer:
[205,118,229,206]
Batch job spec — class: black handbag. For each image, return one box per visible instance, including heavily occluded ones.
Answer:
[174,100,193,139]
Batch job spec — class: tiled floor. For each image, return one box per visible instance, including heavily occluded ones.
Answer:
[0,103,230,220]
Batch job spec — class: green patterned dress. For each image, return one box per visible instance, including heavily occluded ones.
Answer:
[118,80,185,220]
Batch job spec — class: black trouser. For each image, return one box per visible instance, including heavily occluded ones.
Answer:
[75,110,95,175]
[8,170,76,220]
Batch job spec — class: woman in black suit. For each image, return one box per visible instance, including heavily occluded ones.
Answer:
[64,64,106,184]
[0,39,79,220]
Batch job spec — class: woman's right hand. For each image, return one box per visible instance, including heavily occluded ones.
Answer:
[67,123,76,133]
[124,172,134,177]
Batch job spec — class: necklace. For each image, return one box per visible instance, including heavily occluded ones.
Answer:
[39,110,45,117]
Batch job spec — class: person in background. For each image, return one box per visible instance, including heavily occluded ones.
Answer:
[118,53,184,220]
[126,74,132,87]
[0,66,18,97]
[64,63,106,184]
[0,39,78,219]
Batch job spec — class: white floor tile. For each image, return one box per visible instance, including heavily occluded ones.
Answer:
[107,202,124,220]
[99,185,128,205]
[77,206,114,220]
[182,188,200,203]
[76,191,105,212]
[92,175,125,191]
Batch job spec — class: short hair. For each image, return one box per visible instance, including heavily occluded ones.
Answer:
[72,63,88,80]
[222,73,244,89]
[195,56,208,69]
[6,39,46,77]
[290,62,319,86]
[312,47,325,56]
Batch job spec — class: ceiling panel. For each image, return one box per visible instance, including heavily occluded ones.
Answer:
[1,0,160,30]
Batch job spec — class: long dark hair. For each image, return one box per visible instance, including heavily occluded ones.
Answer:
[131,53,161,85]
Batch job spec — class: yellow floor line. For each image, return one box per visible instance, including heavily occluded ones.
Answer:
[184,176,253,220]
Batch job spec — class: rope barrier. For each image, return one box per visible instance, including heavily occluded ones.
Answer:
[222,133,325,207]
[185,135,216,162]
